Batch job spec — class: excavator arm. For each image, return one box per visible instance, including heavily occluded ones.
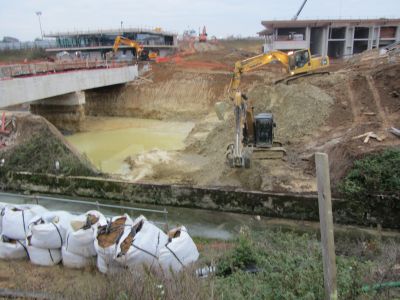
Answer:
[111,36,144,60]
[228,51,289,98]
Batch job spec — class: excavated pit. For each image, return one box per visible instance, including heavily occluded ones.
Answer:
[5,42,400,195]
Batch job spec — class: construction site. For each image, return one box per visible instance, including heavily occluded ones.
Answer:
[0,0,400,299]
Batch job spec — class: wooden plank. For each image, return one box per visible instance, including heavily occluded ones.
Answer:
[315,152,338,300]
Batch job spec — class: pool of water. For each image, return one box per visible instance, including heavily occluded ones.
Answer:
[65,117,194,174]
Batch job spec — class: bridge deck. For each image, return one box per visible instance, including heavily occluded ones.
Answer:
[0,65,138,108]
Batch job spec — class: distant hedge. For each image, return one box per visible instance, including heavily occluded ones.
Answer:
[339,148,400,198]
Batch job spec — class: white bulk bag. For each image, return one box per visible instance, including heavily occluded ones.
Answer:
[62,246,91,269]
[0,235,28,259]
[28,217,65,250]
[94,214,133,273]
[40,210,74,232]
[65,210,105,257]
[158,226,199,272]
[115,216,168,268]
[27,243,62,266]
[65,228,96,257]
[96,252,124,274]
[2,205,47,240]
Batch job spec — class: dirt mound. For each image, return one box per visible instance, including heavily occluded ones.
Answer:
[193,42,220,52]
[177,83,332,191]
[372,64,400,118]
[0,112,97,178]
[248,83,334,142]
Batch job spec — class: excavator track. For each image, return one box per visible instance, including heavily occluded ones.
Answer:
[274,71,330,85]
[252,146,286,160]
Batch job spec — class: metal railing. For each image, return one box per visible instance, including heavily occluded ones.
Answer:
[0,192,168,229]
[0,59,134,79]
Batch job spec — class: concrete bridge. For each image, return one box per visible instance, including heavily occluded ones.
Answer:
[0,65,138,108]
[0,64,138,130]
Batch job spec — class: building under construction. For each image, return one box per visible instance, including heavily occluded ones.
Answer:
[44,27,178,59]
[259,18,400,58]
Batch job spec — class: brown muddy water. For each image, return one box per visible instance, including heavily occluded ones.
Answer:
[65,116,194,174]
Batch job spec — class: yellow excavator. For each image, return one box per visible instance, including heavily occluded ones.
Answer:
[216,48,329,168]
[110,36,159,61]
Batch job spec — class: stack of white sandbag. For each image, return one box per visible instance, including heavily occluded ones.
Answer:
[94,214,133,273]
[26,211,73,266]
[0,202,200,273]
[0,204,47,260]
[115,215,168,270]
[62,210,105,269]
[159,226,199,273]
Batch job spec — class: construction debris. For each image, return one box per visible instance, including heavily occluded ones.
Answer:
[352,132,384,143]
[389,127,400,138]
[0,112,16,135]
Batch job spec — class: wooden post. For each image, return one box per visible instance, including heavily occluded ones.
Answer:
[315,152,338,300]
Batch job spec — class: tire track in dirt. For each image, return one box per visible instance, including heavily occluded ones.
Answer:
[346,79,362,124]
[366,75,390,130]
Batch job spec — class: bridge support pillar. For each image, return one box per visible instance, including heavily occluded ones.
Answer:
[30,91,86,132]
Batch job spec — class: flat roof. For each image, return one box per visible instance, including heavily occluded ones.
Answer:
[44,27,177,38]
[259,18,400,35]
[45,45,177,52]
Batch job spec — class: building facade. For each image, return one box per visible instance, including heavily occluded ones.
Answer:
[44,27,178,59]
[259,19,400,58]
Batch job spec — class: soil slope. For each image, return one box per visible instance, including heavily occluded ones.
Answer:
[123,45,400,193]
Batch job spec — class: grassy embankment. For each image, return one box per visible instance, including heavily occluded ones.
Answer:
[5,228,396,299]
[0,129,96,182]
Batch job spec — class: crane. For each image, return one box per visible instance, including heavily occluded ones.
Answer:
[216,48,329,168]
[292,0,308,21]
[199,26,208,43]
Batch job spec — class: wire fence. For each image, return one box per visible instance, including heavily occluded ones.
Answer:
[0,192,169,229]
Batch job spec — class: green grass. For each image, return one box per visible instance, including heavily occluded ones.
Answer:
[214,228,373,300]
[5,228,398,299]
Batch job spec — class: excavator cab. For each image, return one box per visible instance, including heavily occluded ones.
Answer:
[288,49,329,75]
[288,49,311,73]
[254,113,275,148]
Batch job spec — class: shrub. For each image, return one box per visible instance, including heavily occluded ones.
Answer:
[339,148,400,198]
[2,130,96,176]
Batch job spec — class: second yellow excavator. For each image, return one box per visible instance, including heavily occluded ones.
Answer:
[110,36,159,61]
[110,36,144,61]
[216,49,329,168]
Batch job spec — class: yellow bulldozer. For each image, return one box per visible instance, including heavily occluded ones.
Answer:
[216,48,329,168]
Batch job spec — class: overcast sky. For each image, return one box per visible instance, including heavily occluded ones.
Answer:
[1,0,399,41]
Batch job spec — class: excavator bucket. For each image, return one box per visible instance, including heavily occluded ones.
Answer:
[214,101,229,121]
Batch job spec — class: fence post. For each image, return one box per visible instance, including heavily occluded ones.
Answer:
[315,152,337,300]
